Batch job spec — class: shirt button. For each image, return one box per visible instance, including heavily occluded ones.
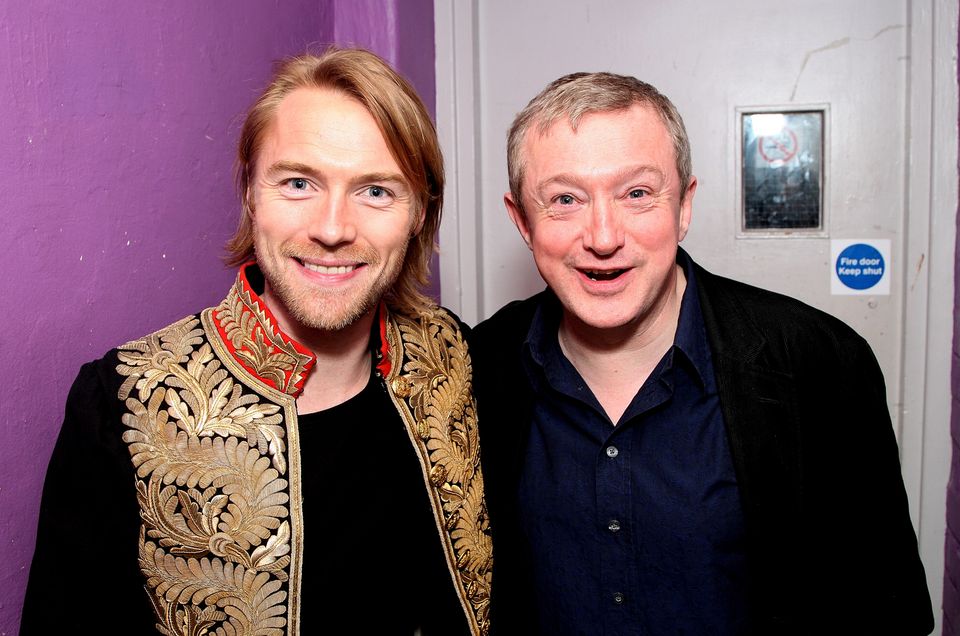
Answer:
[613,592,624,604]
[606,445,619,458]
[608,519,621,532]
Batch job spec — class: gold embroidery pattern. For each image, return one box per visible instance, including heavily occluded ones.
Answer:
[214,280,312,395]
[117,315,292,635]
[387,309,493,636]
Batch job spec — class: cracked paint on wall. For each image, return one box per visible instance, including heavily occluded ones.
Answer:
[790,25,905,100]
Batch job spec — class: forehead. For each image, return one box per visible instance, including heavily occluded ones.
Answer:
[523,104,677,184]
[257,87,400,173]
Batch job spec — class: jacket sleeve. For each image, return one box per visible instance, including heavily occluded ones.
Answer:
[809,332,933,634]
[20,355,158,635]
[695,265,932,634]
[470,303,541,635]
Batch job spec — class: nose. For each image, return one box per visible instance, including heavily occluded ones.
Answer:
[582,199,624,255]
[307,191,357,246]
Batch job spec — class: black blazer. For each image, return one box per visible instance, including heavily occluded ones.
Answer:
[473,260,933,635]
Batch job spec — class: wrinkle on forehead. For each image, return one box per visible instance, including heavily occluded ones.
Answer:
[520,103,685,191]
[534,165,668,192]
[522,107,679,194]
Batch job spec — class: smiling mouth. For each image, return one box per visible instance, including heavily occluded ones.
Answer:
[300,260,360,275]
[582,268,627,281]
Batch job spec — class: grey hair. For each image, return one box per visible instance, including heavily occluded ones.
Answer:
[507,72,692,207]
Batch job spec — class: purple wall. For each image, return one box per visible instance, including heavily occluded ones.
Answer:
[332,0,440,295]
[945,20,960,636]
[332,0,436,116]
[0,1,435,633]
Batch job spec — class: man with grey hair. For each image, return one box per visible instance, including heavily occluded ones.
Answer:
[473,72,932,634]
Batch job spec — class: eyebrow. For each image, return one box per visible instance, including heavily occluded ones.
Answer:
[264,161,321,181]
[349,172,409,190]
[263,161,409,190]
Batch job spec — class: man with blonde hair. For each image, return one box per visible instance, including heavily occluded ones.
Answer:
[23,48,491,635]
[475,71,931,634]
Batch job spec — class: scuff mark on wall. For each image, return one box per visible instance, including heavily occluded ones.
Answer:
[871,24,905,39]
[791,24,904,101]
[910,253,926,291]
[791,38,850,101]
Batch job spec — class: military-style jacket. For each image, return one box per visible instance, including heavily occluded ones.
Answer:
[22,264,492,636]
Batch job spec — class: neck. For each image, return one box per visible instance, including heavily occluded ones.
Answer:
[261,288,376,414]
[558,264,686,424]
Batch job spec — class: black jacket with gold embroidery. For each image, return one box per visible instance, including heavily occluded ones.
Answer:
[22,264,492,635]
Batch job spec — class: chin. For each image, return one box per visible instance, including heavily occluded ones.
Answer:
[293,295,375,332]
[564,304,640,332]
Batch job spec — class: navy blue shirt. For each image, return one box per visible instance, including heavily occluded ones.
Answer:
[519,251,750,635]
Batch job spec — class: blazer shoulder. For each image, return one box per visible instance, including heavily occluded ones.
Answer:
[473,291,548,345]
[694,264,871,362]
[434,304,471,336]
[116,312,206,351]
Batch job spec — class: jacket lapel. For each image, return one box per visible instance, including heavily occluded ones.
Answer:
[695,263,804,626]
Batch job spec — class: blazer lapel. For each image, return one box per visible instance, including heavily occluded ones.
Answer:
[695,264,804,626]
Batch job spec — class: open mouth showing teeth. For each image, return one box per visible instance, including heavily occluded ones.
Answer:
[583,269,626,281]
[300,260,358,275]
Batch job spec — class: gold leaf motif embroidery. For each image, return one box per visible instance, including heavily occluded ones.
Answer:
[141,531,288,636]
[215,284,311,394]
[121,332,287,474]
[146,569,229,636]
[118,317,205,404]
[119,315,293,635]
[387,309,493,635]
[118,284,487,635]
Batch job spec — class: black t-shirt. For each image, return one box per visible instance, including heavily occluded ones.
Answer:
[297,372,469,635]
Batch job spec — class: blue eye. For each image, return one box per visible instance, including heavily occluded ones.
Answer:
[557,194,575,205]
[290,178,308,190]
[368,186,386,198]
[628,189,646,198]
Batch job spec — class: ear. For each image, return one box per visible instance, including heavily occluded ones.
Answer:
[411,205,426,236]
[245,185,256,219]
[678,176,697,242]
[504,192,533,250]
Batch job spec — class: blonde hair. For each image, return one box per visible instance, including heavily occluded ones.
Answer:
[507,72,692,207]
[226,47,443,315]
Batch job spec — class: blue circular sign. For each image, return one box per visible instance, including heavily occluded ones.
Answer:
[836,243,884,290]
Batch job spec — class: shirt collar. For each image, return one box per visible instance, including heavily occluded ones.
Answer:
[521,291,565,394]
[674,247,713,390]
[523,247,713,391]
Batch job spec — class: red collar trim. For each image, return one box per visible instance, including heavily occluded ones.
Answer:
[212,262,392,397]
[212,262,316,396]
[376,300,392,378]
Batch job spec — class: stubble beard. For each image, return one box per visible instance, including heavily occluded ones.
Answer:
[257,243,409,333]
